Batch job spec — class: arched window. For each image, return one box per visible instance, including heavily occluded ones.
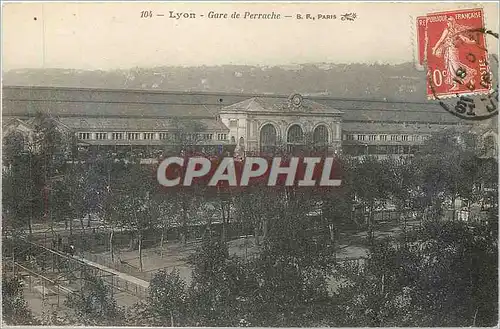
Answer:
[260,124,277,153]
[287,125,304,144]
[313,125,328,154]
[287,124,304,154]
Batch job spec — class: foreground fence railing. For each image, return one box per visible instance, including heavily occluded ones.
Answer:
[83,252,152,281]
[82,252,150,299]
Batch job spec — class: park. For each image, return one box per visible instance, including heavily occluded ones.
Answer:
[2,112,497,327]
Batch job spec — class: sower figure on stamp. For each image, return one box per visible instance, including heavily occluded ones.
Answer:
[432,17,478,90]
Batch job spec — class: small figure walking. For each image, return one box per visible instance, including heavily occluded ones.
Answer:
[69,245,75,256]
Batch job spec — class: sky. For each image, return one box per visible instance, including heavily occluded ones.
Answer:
[2,2,499,70]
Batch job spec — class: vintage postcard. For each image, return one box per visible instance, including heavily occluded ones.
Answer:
[1,2,499,328]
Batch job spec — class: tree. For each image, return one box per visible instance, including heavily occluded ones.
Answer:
[236,187,336,327]
[64,270,124,326]
[2,276,39,325]
[163,118,209,155]
[143,269,188,326]
[187,235,255,326]
[414,129,483,222]
[383,156,422,235]
[2,133,41,235]
[321,156,358,244]
[150,188,181,258]
[233,184,283,246]
[335,220,498,327]
[111,161,156,271]
[2,112,70,236]
[350,156,393,243]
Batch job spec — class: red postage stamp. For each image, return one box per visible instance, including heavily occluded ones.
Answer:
[416,16,427,66]
[424,8,492,99]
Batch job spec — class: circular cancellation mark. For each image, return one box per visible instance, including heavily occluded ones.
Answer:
[428,28,499,121]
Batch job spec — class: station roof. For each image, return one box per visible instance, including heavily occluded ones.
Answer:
[2,85,473,129]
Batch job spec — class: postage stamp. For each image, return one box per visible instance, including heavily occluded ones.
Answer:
[425,8,493,99]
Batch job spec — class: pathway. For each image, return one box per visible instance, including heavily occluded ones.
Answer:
[73,256,149,288]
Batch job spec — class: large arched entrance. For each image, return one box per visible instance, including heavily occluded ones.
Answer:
[313,125,329,154]
[260,124,277,154]
[287,124,305,154]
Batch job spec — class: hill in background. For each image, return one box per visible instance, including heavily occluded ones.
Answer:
[3,58,497,103]
[3,63,427,102]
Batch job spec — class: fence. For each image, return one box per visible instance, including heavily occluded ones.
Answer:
[83,252,153,281]
[100,273,149,299]
[82,252,151,295]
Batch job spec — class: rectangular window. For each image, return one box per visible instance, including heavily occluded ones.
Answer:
[144,133,155,140]
[390,135,398,141]
[357,134,366,141]
[217,133,228,141]
[368,135,376,141]
[380,135,387,141]
[345,134,354,141]
[402,135,409,141]
[112,133,123,140]
[78,132,91,140]
[127,133,140,140]
[411,135,419,141]
[95,133,107,140]
[159,132,169,140]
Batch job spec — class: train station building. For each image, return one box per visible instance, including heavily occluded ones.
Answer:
[2,85,496,159]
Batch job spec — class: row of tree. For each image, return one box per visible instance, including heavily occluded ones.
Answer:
[2,113,498,326]
[2,114,497,267]
[3,218,497,327]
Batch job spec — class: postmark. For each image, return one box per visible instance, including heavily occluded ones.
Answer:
[425,8,492,100]
[427,33,498,120]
